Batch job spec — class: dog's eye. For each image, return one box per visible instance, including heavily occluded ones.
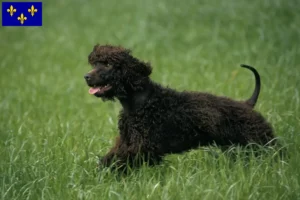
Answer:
[93,61,107,67]
[94,61,103,65]
[94,61,110,67]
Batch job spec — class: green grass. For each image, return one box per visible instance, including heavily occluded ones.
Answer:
[1,0,300,199]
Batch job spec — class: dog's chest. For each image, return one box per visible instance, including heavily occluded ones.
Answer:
[118,108,167,137]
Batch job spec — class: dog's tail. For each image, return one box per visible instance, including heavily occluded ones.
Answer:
[240,64,261,108]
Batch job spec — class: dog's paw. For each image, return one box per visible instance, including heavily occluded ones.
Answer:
[98,156,108,167]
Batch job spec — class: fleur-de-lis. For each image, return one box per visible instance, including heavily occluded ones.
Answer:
[28,5,38,16]
[7,5,16,16]
[17,13,27,24]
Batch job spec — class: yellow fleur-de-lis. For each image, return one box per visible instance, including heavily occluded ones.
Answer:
[7,5,16,16]
[28,5,38,16]
[17,13,27,24]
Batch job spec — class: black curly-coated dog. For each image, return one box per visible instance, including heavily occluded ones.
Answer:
[84,44,275,169]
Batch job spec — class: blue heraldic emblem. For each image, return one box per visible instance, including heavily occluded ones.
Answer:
[2,2,42,26]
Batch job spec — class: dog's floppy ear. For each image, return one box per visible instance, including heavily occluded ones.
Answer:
[135,61,152,77]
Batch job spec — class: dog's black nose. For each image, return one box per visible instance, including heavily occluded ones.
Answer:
[84,74,91,81]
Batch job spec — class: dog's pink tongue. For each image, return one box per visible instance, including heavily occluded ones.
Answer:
[89,87,99,94]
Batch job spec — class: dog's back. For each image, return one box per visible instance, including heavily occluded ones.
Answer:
[155,90,275,153]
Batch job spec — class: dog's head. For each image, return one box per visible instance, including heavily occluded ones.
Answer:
[84,44,152,101]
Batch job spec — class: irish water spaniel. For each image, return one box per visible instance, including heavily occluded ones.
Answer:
[84,44,275,169]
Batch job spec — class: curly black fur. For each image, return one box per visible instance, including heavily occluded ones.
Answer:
[84,44,275,170]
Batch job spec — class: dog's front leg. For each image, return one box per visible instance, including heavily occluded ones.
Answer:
[99,136,161,170]
[99,136,137,170]
[99,136,122,168]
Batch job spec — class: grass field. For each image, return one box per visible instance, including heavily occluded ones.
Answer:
[1,0,300,199]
